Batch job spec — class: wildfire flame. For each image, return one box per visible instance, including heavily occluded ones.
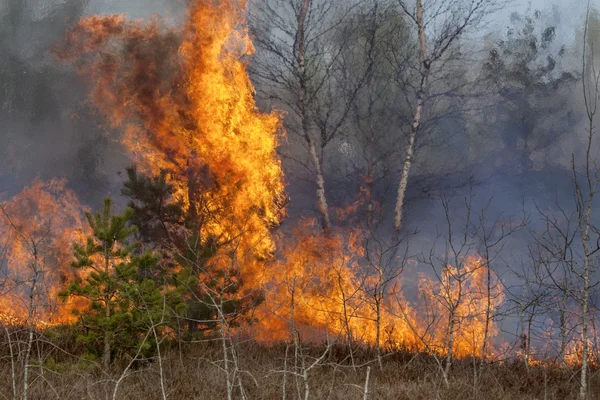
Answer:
[0,179,89,326]
[416,255,504,357]
[56,0,285,293]
[252,221,504,359]
[1,0,597,374]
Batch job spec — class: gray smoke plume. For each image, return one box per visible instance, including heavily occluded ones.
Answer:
[0,0,184,205]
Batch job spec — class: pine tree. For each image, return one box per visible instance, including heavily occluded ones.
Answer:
[60,197,177,368]
[121,166,262,336]
[121,166,185,252]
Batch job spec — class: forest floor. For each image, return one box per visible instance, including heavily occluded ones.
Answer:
[0,334,593,400]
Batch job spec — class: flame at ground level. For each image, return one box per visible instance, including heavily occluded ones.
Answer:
[0,179,89,326]
[250,222,504,360]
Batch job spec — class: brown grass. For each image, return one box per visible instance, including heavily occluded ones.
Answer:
[0,328,593,399]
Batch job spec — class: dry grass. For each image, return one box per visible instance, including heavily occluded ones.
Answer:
[0,327,595,400]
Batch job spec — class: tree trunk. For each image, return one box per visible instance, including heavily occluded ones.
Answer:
[393,105,420,231]
[23,248,41,400]
[375,295,383,369]
[296,0,331,231]
[363,366,371,400]
[443,310,455,388]
[103,244,111,370]
[478,256,492,384]
[23,274,37,400]
[580,252,590,400]
[559,280,568,368]
[577,112,595,399]
[519,304,530,372]
[219,299,233,400]
[394,0,429,231]
[308,136,331,230]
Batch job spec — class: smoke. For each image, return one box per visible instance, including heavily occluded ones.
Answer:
[0,0,184,205]
[0,1,589,224]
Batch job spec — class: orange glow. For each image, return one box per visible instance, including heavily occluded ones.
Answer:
[0,179,89,326]
[564,338,600,368]
[414,255,504,357]
[252,221,503,359]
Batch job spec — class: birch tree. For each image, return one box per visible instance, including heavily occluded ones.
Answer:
[529,200,578,367]
[0,206,48,400]
[250,0,376,230]
[392,0,501,231]
[573,8,600,394]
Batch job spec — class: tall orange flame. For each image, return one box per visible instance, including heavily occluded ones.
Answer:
[57,0,285,291]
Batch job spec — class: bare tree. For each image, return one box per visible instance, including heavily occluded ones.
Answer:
[392,0,501,231]
[264,267,337,400]
[351,184,411,369]
[389,184,515,387]
[361,232,408,369]
[474,196,526,383]
[572,7,600,394]
[0,205,52,400]
[249,0,376,230]
[529,7,600,395]
[174,232,257,400]
[528,200,578,368]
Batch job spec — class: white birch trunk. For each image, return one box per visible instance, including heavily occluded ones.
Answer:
[394,0,429,231]
[297,0,331,230]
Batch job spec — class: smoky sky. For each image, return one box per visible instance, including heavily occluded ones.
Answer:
[0,0,185,206]
[0,0,594,227]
